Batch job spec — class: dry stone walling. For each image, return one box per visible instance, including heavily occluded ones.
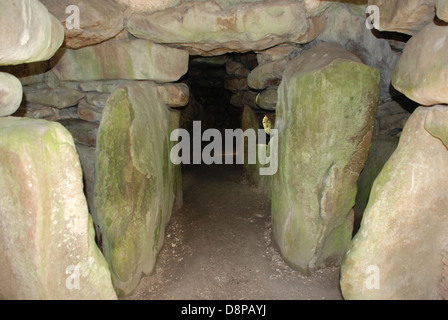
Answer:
[0,0,116,299]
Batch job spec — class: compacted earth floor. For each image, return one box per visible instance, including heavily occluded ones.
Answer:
[123,163,343,300]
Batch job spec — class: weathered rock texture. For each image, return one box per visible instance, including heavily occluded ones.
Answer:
[0,72,23,117]
[392,20,448,106]
[51,40,189,82]
[126,0,321,56]
[341,106,448,300]
[94,82,181,296]
[23,87,85,109]
[0,0,64,65]
[118,0,180,14]
[367,0,436,35]
[0,117,116,300]
[39,0,125,49]
[272,42,380,274]
[354,135,399,223]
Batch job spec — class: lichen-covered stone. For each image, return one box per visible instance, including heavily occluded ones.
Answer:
[272,42,380,273]
[437,0,448,22]
[51,40,189,82]
[392,20,448,106]
[0,72,23,117]
[341,106,448,300]
[94,82,179,296]
[0,0,64,65]
[0,117,116,299]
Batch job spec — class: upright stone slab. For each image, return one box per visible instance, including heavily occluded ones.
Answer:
[0,117,116,300]
[94,82,179,296]
[51,39,189,82]
[341,106,448,300]
[272,42,380,273]
[126,1,316,56]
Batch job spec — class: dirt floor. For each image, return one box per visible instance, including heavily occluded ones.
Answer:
[123,163,343,300]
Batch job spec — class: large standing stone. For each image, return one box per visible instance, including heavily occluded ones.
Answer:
[392,20,448,106]
[0,117,116,299]
[0,0,64,65]
[367,0,436,35]
[94,82,180,296]
[341,106,448,300]
[272,42,380,273]
[126,1,317,56]
[51,40,189,82]
[39,0,125,49]
[0,72,23,117]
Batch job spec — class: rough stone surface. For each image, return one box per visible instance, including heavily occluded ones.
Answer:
[23,87,85,109]
[247,59,288,90]
[241,105,272,196]
[94,82,180,296]
[392,20,448,106]
[368,0,436,35]
[78,100,103,123]
[256,89,278,111]
[59,119,99,147]
[51,40,189,82]
[272,42,380,274]
[126,1,318,56]
[440,245,448,299]
[354,135,399,222]
[437,0,448,22]
[0,72,23,117]
[0,0,64,66]
[118,0,180,14]
[39,0,125,49]
[14,104,78,122]
[157,83,190,108]
[341,106,448,300]
[317,3,400,101]
[374,100,412,137]
[255,44,298,65]
[0,117,116,300]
